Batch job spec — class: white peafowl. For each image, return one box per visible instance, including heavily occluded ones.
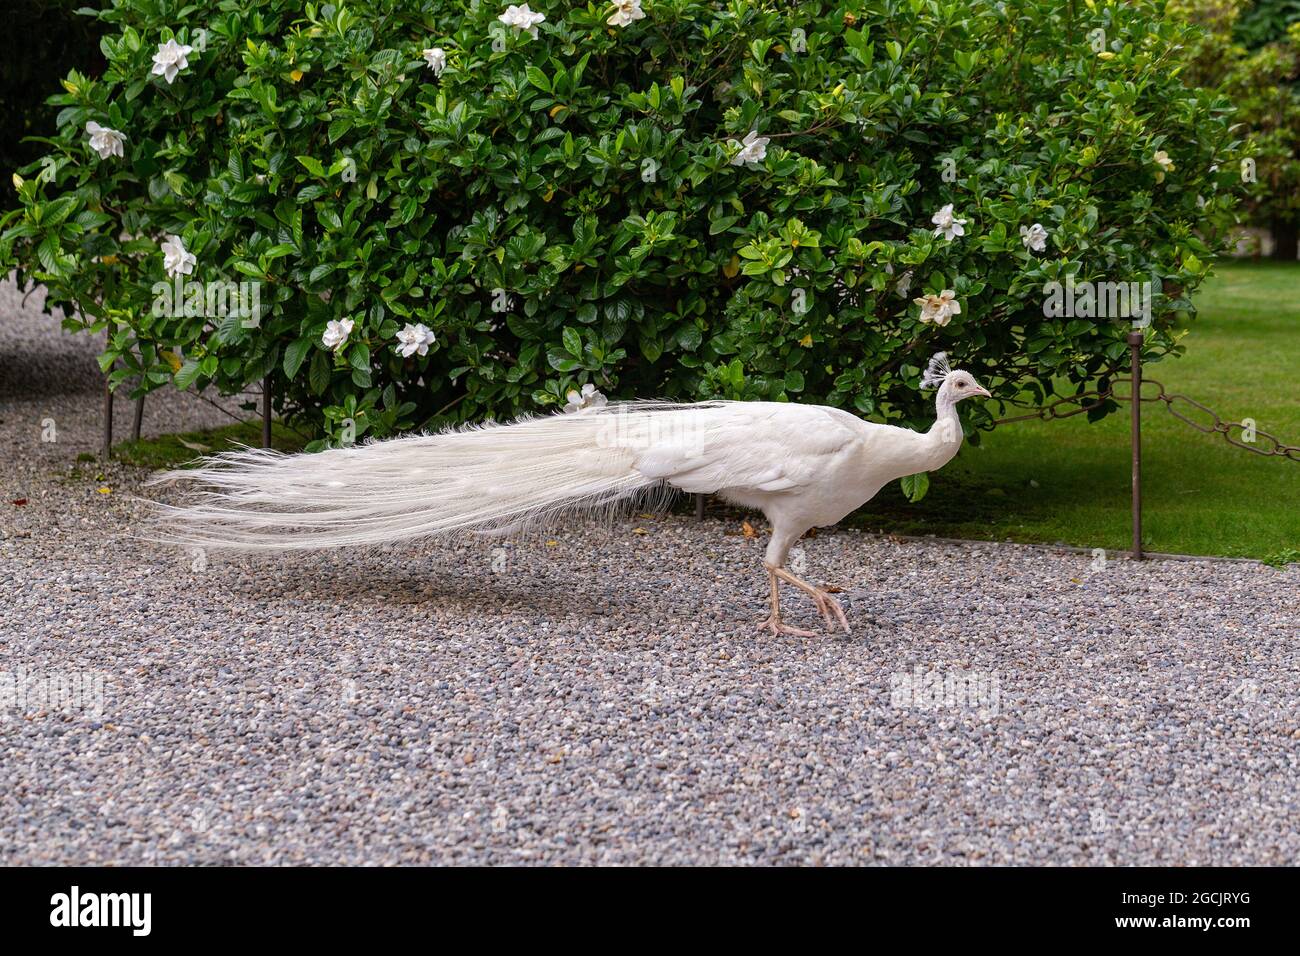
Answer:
[149,351,989,635]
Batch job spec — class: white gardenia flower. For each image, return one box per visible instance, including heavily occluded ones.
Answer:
[85,121,125,160]
[884,262,913,297]
[151,38,194,84]
[564,383,607,414]
[499,4,546,39]
[396,323,436,358]
[160,235,195,278]
[607,0,646,28]
[1152,150,1175,172]
[930,203,967,241]
[1020,222,1049,253]
[322,318,355,351]
[913,290,961,327]
[729,130,770,167]
[422,47,447,76]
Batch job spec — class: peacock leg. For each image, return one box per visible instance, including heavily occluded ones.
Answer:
[770,564,851,634]
[757,563,816,637]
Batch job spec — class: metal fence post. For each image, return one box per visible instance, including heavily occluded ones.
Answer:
[1129,331,1143,560]
[262,377,273,449]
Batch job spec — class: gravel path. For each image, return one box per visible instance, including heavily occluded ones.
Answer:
[2,278,1297,865]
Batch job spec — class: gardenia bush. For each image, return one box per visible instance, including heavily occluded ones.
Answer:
[1,0,1245,450]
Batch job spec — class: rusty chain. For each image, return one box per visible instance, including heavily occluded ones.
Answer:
[991,377,1300,463]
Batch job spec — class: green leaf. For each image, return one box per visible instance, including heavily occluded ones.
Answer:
[328,118,353,143]
[525,66,551,92]
[41,196,78,227]
[900,472,930,503]
[296,155,326,177]
[308,351,331,396]
[395,196,418,225]
[283,338,313,379]
[308,263,336,284]
[547,348,580,372]
[173,359,203,390]
[562,326,582,357]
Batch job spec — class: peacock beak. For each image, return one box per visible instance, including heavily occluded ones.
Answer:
[973,385,991,398]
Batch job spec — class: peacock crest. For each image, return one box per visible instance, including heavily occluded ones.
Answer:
[920,351,953,389]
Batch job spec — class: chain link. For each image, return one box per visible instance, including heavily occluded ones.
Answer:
[992,376,1300,463]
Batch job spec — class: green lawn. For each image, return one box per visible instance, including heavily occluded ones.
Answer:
[115,420,303,472]
[856,261,1300,563]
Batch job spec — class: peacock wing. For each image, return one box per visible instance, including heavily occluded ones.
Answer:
[625,402,862,495]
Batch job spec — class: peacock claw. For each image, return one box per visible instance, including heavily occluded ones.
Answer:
[812,590,851,634]
[766,563,852,635]
[756,614,817,638]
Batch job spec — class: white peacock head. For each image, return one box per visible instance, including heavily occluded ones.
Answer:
[920,352,990,401]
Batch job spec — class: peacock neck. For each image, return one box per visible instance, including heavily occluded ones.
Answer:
[923,389,964,464]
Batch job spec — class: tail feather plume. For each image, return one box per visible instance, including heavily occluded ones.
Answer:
[146,401,711,552]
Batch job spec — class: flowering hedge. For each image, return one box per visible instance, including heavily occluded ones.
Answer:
[1,0,1246,447]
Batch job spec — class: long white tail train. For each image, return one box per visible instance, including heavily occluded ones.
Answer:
[147,401,713,552]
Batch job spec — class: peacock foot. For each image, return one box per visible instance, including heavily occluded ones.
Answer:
[756,613,817,638]
[767,563,851,635]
